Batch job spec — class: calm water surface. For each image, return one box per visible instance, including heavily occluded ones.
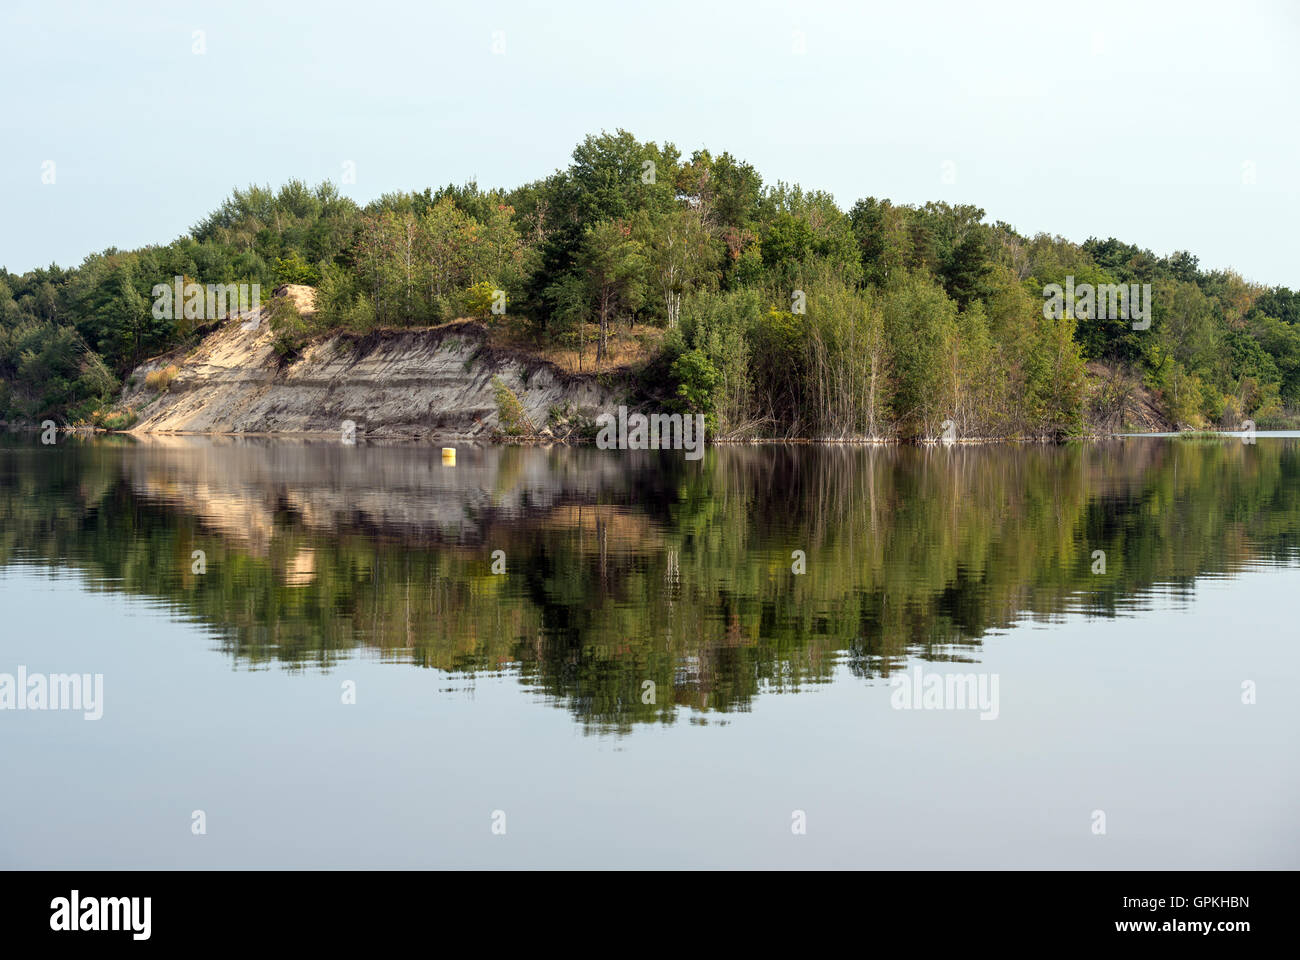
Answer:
[1,434,1297,868]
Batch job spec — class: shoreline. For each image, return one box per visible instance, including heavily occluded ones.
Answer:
[1,424,1278,445]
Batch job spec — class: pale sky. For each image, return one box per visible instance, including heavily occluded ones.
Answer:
[2,0,1297,287]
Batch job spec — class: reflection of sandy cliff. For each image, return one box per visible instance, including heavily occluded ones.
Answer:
[284,547,316,586]
[121,436,666,556]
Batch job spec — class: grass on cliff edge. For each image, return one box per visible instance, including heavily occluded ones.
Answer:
[488,322,664,375]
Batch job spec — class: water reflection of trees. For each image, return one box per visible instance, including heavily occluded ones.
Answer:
[1,435,1296,732]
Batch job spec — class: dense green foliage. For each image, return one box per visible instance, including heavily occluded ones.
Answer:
[4,131,1299,434]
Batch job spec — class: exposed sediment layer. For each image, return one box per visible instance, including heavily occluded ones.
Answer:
[125,305,621,440]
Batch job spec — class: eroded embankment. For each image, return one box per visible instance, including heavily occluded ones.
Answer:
[123,310,623,440]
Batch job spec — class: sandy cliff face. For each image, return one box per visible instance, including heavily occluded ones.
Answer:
[125,300,622,440]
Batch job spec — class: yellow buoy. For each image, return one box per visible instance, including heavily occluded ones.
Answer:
[441,447,456,465]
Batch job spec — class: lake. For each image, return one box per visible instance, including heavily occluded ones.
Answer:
[1,433,1297,868]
